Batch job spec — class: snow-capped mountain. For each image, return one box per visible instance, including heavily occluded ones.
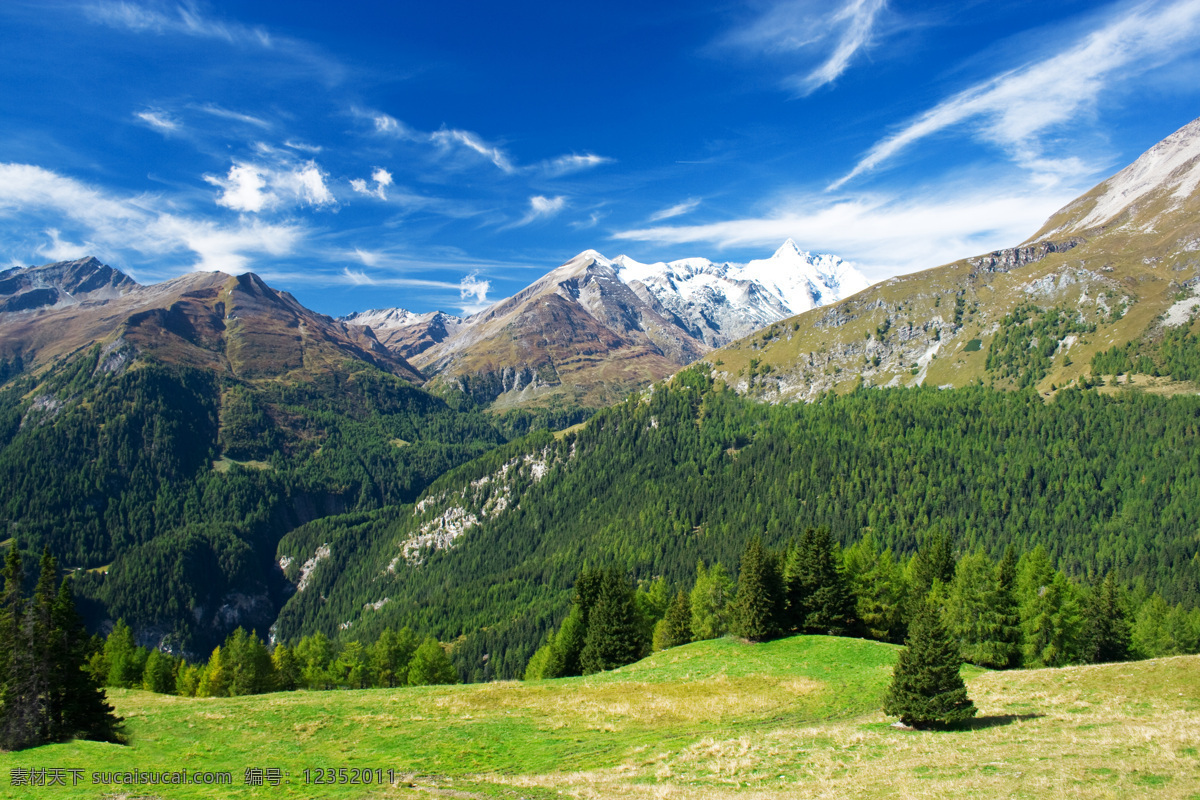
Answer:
[613,239,869,346]
[339,240,869,406]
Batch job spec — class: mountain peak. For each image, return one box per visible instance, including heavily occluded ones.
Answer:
[773,238,805,259]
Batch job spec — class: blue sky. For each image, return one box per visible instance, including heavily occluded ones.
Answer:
[2,0,1199,317]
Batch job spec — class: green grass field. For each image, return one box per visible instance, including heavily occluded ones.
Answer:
[2,637,1198,799]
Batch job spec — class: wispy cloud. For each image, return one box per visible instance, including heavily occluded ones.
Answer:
[649,198,701,222]
[83,0,272,45]
[0,162,303,273]
[612,181,1077,282]
[341,266,374,285]
[195,103,271,129]
[459,270,491,313]
[135,108,180,133]
[831,0,1200,190]
[359,109,610,179]
[542,153,613,177]
[723,0,888,94]
[431,128,516,174]
[350,168,393,200]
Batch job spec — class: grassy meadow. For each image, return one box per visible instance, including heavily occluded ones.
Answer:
[1,636,1197,799]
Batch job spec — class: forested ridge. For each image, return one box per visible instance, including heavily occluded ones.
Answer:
[276,368,1200,680]
[0,345,509,654]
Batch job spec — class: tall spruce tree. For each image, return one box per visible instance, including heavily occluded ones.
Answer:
[785,527,855,635]
[909,528,957,606]
[843,534,908,643]
[1083,572,1131,664]
[657,591,693,650]
[731,537,782,642]
[49,578,122,744]
[579,568,644,673]
[883,599,977,729]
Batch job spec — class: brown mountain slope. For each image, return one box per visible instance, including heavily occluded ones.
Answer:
[0,260,423,383]
[406,250,710,407]
[705,115,1200,401]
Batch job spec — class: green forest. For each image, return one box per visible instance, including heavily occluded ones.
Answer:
[272,368,1200,680]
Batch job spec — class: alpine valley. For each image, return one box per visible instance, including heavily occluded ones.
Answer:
[2,115,1200,684]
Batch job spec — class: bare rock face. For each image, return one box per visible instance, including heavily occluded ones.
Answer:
[0,256,138,313]
[0,258,424,384]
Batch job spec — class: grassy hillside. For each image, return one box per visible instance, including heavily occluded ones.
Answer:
[2,637,1196,798]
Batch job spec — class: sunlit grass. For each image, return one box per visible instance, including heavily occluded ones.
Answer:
[2,638,1196,799]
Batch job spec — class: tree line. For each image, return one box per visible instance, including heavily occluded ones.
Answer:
[524,528,1200,680]
[86,621,459,698]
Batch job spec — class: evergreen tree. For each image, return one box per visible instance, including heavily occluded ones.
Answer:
[944,549,1018,668]
[522,632,564,680]
[909,528,957,609]
[993,546,1022,668]
[579,568,645,673]
[103,619,144,689]
[1083,572,1131,663]
[175,662,202,697]
[270,644,300,691]
[1017,548,1083,666]
[225,628,274,695]
[0,546,34,750]
[294,632,334,689]
[370,627,418,687]
[689,560,733,641]
[333,640,370,689]
[554,604,587,676]
[407,637,458,685]
[49,579,122,744]
[731,537,782,642]
[883,599,977,729]
[657,591,693,650]
[843,534,908,643]
[785,527,855,635]
[142,650,176,693]
[196,646,231,697]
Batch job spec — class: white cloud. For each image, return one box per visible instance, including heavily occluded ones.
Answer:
[612,182,1077,282]
[341,266,375,285]
[458,270,491,313]
[83,0,273,45]
[283,140,322,153]
[431,128,516,173]
[649,198,701,222]
[195,103,271,129]
[832,0,1200,189]
[542,153,613,176]
[351,168,393,201]
[724,0,887,95]
[207,164,271,212]
[0,162,303,274]
[37,228,94,261]
[353,248,379,266]
[205,160,334,213]
[135,109,180,133]
[513,195,567,227]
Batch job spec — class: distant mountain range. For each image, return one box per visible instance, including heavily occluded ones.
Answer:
[341,241,868,407]
[705,115,1200,402]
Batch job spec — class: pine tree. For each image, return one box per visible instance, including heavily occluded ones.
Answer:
[47,578,122,744]
[785,527,855,635]
[1018,549,1083,667]
[407,636,458,685]
[657,591,693,650]
[579,568,645,673]
[0,545,35,750]
[554,604,587,676]
[142,650,176,693]
[883,599,977,729]
[370,627,418,687]
[1083,572,1131,664]
[993,546,1022,668]
[909,528,956,607]
[731,537,782,642]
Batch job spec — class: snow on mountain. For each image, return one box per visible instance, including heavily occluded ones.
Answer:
[612,239,869,346]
